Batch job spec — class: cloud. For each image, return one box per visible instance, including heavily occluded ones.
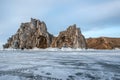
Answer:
[0,32,3,35]
[0,0,120,39]
[83,26,120,38]
[50,0,120,27]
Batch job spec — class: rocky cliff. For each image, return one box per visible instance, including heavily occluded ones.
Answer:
[86,37,120,49]
[3,18,54,49]
[3,18,87,49]
[51,24,87,49]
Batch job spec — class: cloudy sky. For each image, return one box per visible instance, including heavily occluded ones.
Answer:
[0,0,120,44]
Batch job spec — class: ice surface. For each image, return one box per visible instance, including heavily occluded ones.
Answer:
[0,49,120,80]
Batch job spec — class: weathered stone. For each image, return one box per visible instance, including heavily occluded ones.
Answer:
[86,37,120,49]
[3,18,54,49]
[51,24,87,49]
[3,18,87,49]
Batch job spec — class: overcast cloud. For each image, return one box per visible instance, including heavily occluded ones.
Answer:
[0,0,120,42]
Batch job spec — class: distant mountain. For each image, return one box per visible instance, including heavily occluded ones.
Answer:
[86,37,120,49]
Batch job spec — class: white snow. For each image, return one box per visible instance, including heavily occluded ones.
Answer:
[0,49,120,80]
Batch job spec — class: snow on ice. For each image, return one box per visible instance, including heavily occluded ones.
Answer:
[0,49,120,80]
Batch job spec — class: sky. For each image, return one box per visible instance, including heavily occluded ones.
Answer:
[0,0,120,44]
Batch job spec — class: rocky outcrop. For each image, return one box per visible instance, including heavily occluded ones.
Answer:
[3,18,87,49]
[51,24,87,49]
[86,37,120,49]
[3,18,54,49]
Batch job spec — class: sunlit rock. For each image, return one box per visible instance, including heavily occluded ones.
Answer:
[3,18,54,49]
[86,37,120,49]
[51,24,87,49]
[3,18,87,49]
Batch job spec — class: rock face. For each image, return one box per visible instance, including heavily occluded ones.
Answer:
[86,37,120,49]
[51,24,87,49]
[3,18,87,49]
[3,18,54,49]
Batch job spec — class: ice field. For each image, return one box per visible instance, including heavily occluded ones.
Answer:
[0,49,120,80]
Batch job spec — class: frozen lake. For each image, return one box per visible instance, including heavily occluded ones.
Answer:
[0,49,120,80]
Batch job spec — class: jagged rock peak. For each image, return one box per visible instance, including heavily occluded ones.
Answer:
[3,18,54,49]
[67,24,78,30]
[3,19,87,49]
[51,24,87,49]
